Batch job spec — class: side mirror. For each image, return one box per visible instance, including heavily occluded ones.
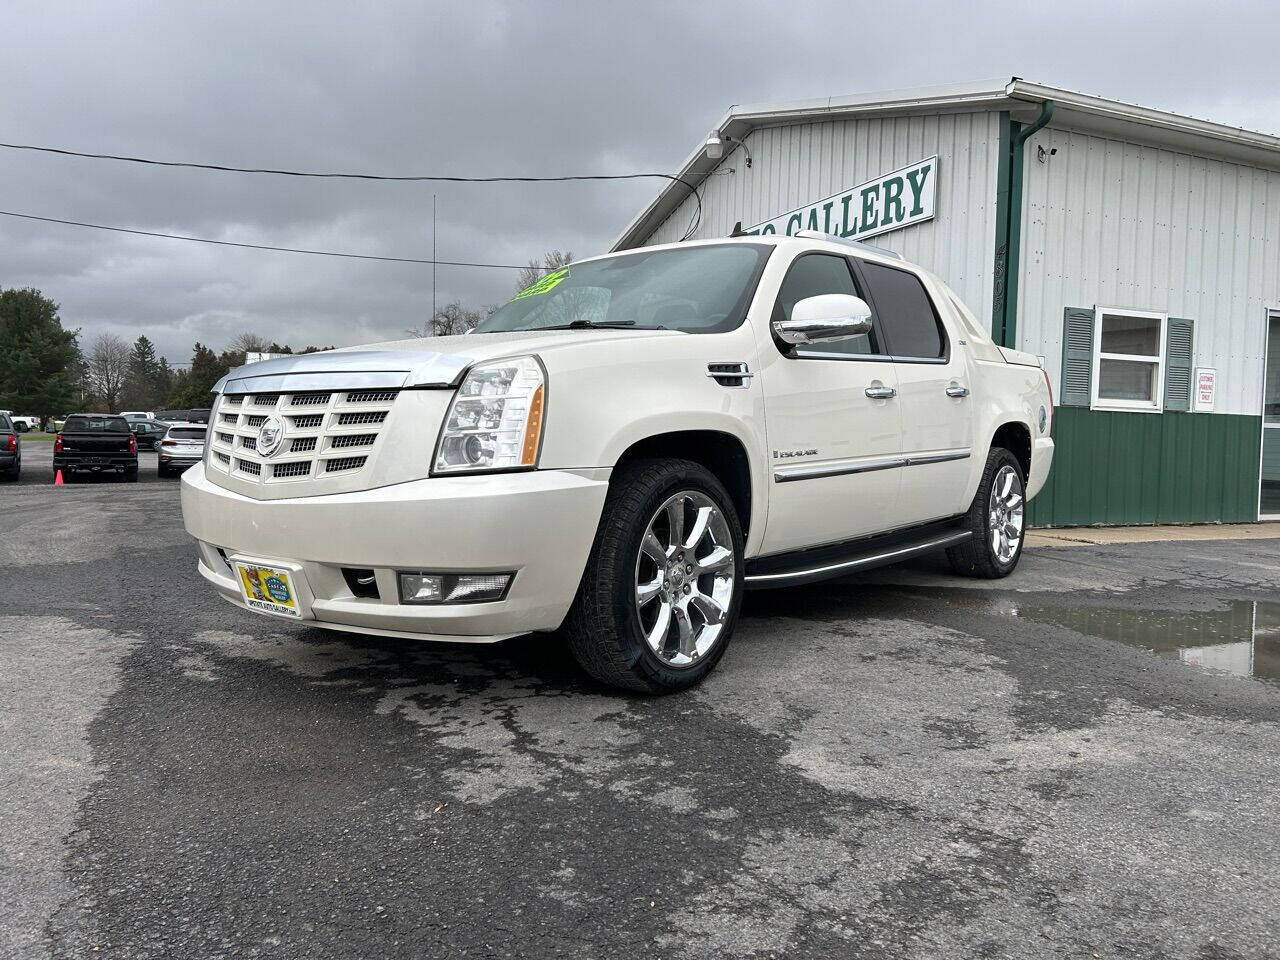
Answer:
[774,294,873,345]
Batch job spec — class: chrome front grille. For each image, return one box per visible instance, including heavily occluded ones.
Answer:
[207,388,399,485]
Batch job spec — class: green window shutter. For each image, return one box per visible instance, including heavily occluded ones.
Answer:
[1163,318,1194,412]
[1059,307,1095,407]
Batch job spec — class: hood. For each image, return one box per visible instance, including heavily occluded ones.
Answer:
[213,328,683,394]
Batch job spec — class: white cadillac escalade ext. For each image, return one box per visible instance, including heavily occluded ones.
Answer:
[181,232,1054,692]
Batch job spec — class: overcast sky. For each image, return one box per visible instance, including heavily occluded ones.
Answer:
[2,0,1277,365]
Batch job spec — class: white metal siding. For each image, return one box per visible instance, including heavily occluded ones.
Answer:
[1018,126,1279,416]
[641,111,1002,327]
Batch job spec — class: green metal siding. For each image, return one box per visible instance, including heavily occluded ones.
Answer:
[1028,408,1262,527]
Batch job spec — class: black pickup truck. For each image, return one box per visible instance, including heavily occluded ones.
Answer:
[54,414,138,482]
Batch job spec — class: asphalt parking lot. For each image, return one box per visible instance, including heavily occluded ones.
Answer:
[3,436,1279,959]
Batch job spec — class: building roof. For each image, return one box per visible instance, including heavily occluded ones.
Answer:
[613,77,1280,251]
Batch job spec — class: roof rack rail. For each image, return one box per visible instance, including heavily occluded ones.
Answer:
[794,229,904,261]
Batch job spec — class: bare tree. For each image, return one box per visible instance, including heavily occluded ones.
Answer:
[515,250,572,293]
[227,331,269,355]
[408,301,485,338]
[88,333,131,411]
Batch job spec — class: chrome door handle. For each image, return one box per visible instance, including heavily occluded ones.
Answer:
[946,384,970,398]
[865,385,897,400]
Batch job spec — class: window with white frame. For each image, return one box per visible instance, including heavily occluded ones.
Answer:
[1090,307,1167,412]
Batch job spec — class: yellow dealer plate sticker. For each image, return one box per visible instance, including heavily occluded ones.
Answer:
[510,267,568,301]
[235,562,302,619]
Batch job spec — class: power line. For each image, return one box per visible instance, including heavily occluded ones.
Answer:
[0,209,532,269]
[0,139,703,240]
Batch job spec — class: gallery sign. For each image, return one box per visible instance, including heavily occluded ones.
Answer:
[745,156,937,241]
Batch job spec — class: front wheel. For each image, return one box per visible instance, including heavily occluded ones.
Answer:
[947,447,1026,578]
[563,458,744,693]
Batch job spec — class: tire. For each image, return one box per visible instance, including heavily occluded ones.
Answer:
[562,458,745,694]
[124,467,139,483]
[947,447,1026,579]
[157,464,168,478]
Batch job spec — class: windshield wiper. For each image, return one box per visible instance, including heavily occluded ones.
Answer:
[541,319,637,330]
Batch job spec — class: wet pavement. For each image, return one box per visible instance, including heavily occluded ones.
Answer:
[2,478,1279,959]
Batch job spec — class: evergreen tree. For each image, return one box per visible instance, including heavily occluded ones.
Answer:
[121,335,168,409]
[167,342,230,407]
[0,287,79,422]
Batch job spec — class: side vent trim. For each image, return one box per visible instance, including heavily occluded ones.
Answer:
[707,362,752,388]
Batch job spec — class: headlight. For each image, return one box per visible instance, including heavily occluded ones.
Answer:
[433,356,546,474]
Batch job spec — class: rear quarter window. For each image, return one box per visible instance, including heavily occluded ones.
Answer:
[859,261,946,359]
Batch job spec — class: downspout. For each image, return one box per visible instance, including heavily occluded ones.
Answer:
[994,99,1054,347]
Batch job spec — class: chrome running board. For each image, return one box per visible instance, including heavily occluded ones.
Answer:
[745,525,971,589]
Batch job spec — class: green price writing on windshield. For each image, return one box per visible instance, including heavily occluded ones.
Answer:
[510,267,569,301]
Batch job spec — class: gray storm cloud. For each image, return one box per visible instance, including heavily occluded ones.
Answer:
[0,0,1273,363]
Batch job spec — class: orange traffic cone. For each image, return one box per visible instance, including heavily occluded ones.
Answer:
[54,469,64,485]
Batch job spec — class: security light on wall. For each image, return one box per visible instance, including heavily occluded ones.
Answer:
[704,132,752,167]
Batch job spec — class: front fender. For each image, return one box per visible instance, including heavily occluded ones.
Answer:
[534,337,768,555]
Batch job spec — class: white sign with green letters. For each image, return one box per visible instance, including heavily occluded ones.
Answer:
[745,156,937,240]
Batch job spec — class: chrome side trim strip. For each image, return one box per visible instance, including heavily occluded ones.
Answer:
[773,450,968,483]
[904,450,971,467]
[774,456,906,483]
[745,530,972,585]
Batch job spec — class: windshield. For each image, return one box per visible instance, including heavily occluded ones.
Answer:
[65,416,128,433]
[169,427,207,441]
[474,244,771,335]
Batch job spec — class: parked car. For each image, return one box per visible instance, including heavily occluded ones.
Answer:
[0,409,40,432]
[126,418,168,451]
[54,414,138,481]
[180,232,1055,692]
[158,424,207,477]
[119,410,156,421]
[0,413,20,480]
[184,408,211,425]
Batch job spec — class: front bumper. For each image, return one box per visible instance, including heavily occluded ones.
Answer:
[180,462,609,641]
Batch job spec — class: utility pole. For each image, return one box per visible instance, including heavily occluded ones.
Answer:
[432,194,437,326]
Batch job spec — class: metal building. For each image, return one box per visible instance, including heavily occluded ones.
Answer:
[614,78,1280,526]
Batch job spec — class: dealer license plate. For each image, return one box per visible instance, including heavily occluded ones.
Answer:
[234,562,302,619]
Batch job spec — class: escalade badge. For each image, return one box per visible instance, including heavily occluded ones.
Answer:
[256,415,285,457]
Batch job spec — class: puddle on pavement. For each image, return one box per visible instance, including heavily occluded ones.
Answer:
[994,599,1280,686]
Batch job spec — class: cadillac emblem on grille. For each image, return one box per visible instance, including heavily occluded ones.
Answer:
[256,415,285,457]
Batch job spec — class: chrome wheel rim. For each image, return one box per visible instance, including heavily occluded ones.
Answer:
[634,491,736,668]
[988,464,1025,565]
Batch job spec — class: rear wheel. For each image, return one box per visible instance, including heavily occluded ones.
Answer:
[947,447,1026,578]
[124,467,138,483]
[563,458,744,693]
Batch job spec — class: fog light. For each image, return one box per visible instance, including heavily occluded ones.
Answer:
[397,572,513,605]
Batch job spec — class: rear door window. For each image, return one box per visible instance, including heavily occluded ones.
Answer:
[772,254,882,358]
[858,261,946,359]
